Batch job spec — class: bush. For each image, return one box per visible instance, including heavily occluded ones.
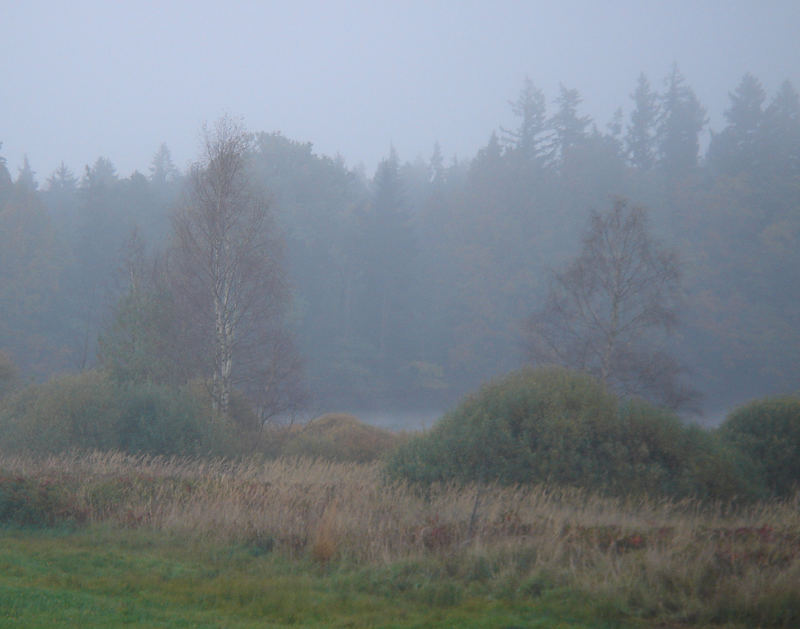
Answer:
[386,367,618,487]
[282,413,402,462]
[616,401,760,500]
[0,370,119,453]
[0,474,85,527]
[719,395,800,497]
[385,367,754,499]
[114,382,221,456]
[0,371,234,457]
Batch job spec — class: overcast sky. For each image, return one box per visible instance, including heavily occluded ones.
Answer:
[3,0,799,181]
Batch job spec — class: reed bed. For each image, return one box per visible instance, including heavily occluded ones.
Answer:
[2,450,799,625]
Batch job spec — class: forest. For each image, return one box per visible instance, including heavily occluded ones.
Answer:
[2,65,800,627]
[1,68,798,425]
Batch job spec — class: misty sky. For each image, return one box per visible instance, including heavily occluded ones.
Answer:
[3,0,799,180]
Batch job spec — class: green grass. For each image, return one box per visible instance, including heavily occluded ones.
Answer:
[0,526,638,628]
[2,451,796,627]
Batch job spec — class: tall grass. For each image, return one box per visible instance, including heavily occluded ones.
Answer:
[1,450,798,625]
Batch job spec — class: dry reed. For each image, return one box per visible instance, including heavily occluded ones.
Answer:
[1,450,798,623]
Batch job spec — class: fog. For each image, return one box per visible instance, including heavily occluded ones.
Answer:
[2,1,800,431]
[4,9,800,619]
[3,1,799,177]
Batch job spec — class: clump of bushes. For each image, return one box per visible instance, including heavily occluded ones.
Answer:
[0,370,119,453]
[386,367,615,486]
[385,367,756,500]
[282,413,402,462]
[0,474,85,527]
[113,381,228,456]
[0,371,406,461]
[719,395,800,497]
[614,401,760,500]
[0,370,236,457]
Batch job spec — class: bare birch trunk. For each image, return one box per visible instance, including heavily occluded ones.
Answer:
[171,116,298,422]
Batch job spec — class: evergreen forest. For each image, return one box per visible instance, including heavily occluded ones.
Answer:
[1,68,799,423]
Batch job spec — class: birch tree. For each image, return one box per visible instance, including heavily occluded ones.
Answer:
[171,116,294,420]
[525,198,696,410]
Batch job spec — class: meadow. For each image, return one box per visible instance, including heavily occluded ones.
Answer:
[1,451,799,627]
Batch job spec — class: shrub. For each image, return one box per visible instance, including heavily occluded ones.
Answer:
[0,371,233,457]
[0,474,85,527]
[386,367,618,487]
[113,382,221,456]
[282,413,402,462]
[0,370,119,453]
[618,401,760,500]
[385,367,753,499]
[719,395,800,497]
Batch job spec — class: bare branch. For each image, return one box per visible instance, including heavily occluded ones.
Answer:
[170,116,302,420]
[525,197,698,410]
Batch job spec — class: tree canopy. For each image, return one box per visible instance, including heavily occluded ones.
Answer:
[1,70,798,416]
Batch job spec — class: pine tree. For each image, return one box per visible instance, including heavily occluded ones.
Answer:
[758,80,800,180]
[501,77,547,163]
[548,84,591,165]
[429,141,444,185]
[657,65,707,177]
[625,73,659,170]
[708,73,766,175]
[46,162,78,194]
[15,156,37,194]
[0,143,12,201]
[361,147,416,377]
[149,143,179,185]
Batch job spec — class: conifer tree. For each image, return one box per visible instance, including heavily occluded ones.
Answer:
[502,77,548,164]
[657,65,707,177]
[626,73,659,170]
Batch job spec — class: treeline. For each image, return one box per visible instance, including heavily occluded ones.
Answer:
[1,67,799,414]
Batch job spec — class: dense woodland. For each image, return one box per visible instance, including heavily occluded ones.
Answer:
[1,68,799,421]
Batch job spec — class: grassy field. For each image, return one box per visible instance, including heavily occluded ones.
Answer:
[0,527,633,628]
[1,451,799,627]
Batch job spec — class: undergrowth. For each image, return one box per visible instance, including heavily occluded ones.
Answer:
[0,450,798,627]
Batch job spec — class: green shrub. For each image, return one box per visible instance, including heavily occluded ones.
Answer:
[386,367,618,487]
[0,370,119,453]
[0,474,85,527]
[0,371,235,457]
[613,401,760,500]
[114,382,219,456]
[98,287,181,387]
[282,413,402,462]
[385,367,754,500]
[719,395,800,497]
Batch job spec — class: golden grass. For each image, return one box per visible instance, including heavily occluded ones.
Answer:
[280,412,404,462]
[2,450,799,624]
